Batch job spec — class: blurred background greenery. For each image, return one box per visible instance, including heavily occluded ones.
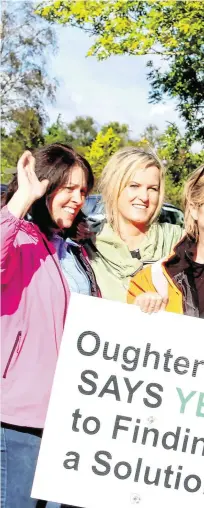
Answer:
[1,0,203,207]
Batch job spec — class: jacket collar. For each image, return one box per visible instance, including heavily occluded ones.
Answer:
[94,222,167,279]
[164,235,197,277]
[94,223,142,278]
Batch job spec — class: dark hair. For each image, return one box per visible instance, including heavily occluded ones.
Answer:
[3,143,94,238]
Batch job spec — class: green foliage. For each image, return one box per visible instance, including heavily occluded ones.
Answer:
[84,120,203,202]
[38,0,204,141]
[157,124,204,206]
[85,127,121,183]
[1,1,57,125]
[44,114,74,145]
[44,114,97,146]
[128,122,204,206]
[68,116,98,146]
[74,145,90,157]
[1,108,45,183]
[101,121,129,147]
[1,152,14,184]
[140,124,161,149]
[126,122,203,206]
[1,104,203,208]
[164,173,183,209]
[10,108,45,148]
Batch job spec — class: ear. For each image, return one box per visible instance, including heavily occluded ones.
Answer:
[189,203,198,221]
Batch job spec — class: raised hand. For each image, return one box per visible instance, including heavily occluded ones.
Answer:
[17,151,49,203]
[7,151,49,219]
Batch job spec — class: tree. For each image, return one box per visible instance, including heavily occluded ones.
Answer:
[85,121,204,205]
[1,0,58,124]
[140,124,161,149]
[44,114,75,145]
[157,124,204,206]
[85,127,121,183]
[134,122,204,206]
[38,0,204,141]
[10,108,45,148]
[44,114,98,147]
[68,116,98,146]
[1,108,45,183]
[101,121,129,146]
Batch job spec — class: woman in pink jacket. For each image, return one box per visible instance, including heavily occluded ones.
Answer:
[1,144,98,508]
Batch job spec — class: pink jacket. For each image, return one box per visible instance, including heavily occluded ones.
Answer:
[1,206,70,428]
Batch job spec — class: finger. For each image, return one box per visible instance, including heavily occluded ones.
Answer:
[152,297,163,313]
[135,295,151,312]
[142,297,152,313]
[25,154,36,175]
[160,296,168,311]
[146,297,158,314]
[17,151,32,172]
[134,295,142,306]
[40,179,49,195]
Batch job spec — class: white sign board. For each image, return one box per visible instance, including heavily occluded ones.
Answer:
[32,294,204,508]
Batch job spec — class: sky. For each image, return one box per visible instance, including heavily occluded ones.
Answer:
[47,24,185,139]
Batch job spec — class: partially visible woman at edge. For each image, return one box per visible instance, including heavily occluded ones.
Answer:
[1,143,99,508]
[85,146,184,302]
[127,164,204,318]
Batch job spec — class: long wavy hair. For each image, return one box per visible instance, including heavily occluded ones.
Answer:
[184,164,204,241]
[2,143,94,239]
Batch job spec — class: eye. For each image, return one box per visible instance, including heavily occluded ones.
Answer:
[129,183,139,188]
[149,187,159,192]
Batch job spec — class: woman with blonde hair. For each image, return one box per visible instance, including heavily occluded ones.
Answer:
[128,164,204,318]
[85,146,183,301]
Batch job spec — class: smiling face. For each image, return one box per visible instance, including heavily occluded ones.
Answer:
[184,166,204,241]
[48,165,87,229]
[117,165,160,229]
[190,202,204,238]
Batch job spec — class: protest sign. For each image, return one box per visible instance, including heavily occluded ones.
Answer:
[32,294,204,508]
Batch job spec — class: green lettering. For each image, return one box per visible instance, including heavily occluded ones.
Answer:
[196,392,204,417]
[176,388,196,414]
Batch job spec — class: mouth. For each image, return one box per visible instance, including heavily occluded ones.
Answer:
[132,204,147,209]
[62,206,77,215]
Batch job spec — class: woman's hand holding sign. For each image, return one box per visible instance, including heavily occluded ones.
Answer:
[135,292,168,313]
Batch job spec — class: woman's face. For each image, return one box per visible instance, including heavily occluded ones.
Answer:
[48,165,87,229]
[190,195,204,238]
[197,204,204,236]
[117,165,160,228]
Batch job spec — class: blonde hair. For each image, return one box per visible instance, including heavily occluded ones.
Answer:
[99,146,165,232]
[184,164,204,241]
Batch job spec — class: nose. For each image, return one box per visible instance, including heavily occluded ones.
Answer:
[71,188,83,206]
[137,186,149,202]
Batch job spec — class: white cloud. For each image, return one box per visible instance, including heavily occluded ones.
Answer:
[46,26,184,137]
[70,92,83,105]
[191,141,203,153]
[149,104,174,116]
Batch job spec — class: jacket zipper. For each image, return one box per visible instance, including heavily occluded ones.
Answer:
[70,247,91,292]
[3,331,22,379]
